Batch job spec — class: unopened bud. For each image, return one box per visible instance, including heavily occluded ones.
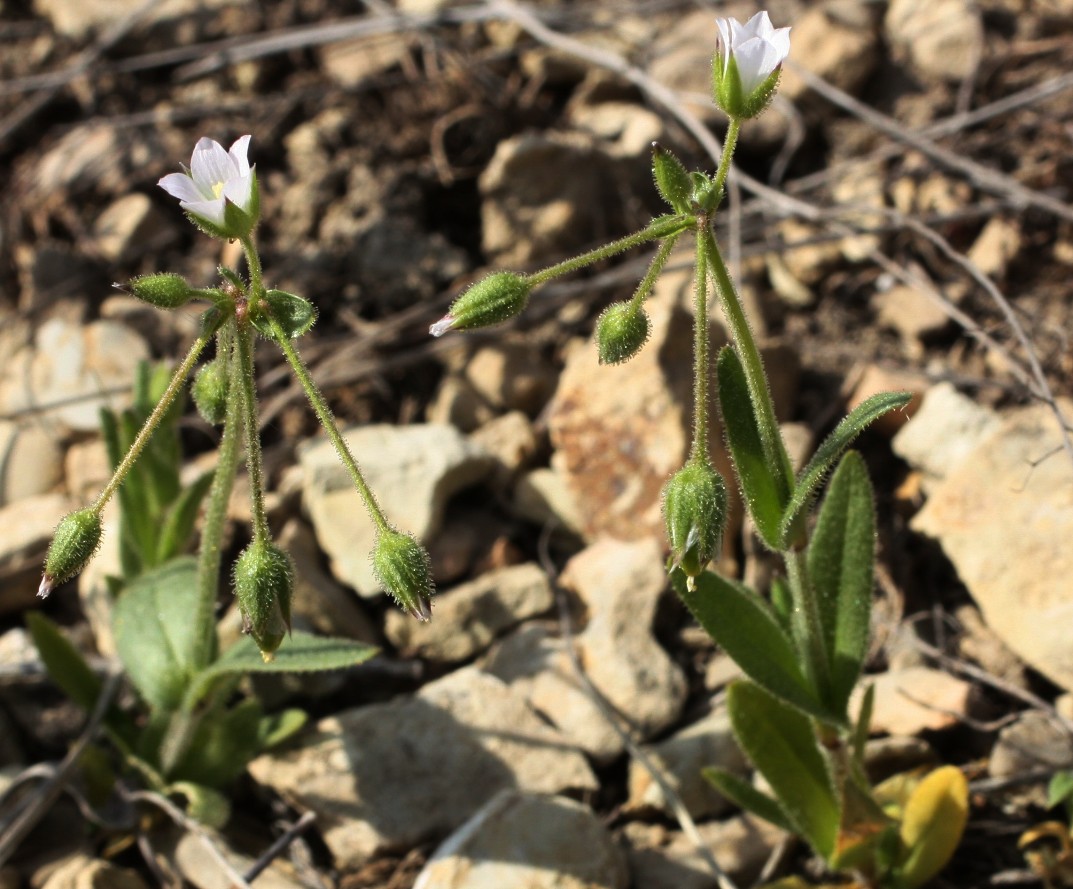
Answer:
[234,538,294,660]
[193,358,229,425]
[372,528,434,621]
[430,272,531,337]
[595,302,650,365]
[651,143,692,214]
[40,508,103,598]
[662,460,728,578]
[128,273,195,309]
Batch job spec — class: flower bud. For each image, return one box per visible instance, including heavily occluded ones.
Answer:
[129,273,195,309]
[662,460,728,578]
[40,508,103,598]
[234,538,294,660]
[193,358,230,425]
[372,529,434,621]
[651,143,692,214]
[595,302,650,365]
[430,272,531,337]
[712,13,790,120]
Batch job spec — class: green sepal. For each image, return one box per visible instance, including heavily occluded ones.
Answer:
[442,271,532,333]
[671,568,839,724]
[716,347,788,549]
[712,55,782,120]
[595,302,650,365]
[129,273,195,309]
[192,358,230,425]
[651,143,693,213]
[233,539,295,659]
[728,679,841,860]
[373,528,435,621]
[41,508,102,592]
[702,766,796,833]
[113,557,200,711]
[780,391,912,548]
[808,451,876,716]
[663,462,728,577]
[253,289,317,340]
[183,171,259,241]
[689,171,718,211]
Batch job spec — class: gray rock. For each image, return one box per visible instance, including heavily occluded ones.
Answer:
[427,373,495,433]
[911,403,1073,691]
[248,667,597,868]
[468,411,539,479]
[513,467,585,536]
[990,711,1073,778]
[885,0,984,81]
[37,855,148,889]
[299,424,495,596]
[627,707,748,818]
[0,319,150,434]
[0,493,77,613]
[414,790,628,889]
[0,420,64,506]
[620,816,784,889]
[157,827,303,889]
[385,563,553,662]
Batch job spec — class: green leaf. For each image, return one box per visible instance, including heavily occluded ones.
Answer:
[168,781,232,828]
[113,557,200,711]
[717,347,787,548]
[671,568,836,723]
[852,682,875,764]
[171,698,264,789]
[808,451,876,716]
[259,708,308,749]
[1048,770,1073,810]
[728,679,840,860]
[896,766,969,889]
[780,391,911,548]
[26,612,103,713]
[184,632,377,709]
[154,470,214,566]
[254,289,317,339]
[703,766,796,833]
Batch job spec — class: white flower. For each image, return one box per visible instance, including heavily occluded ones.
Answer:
[159,135,257,232]
[713,12,790,118]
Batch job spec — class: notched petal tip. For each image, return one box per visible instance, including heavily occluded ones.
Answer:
[38,574,54,599]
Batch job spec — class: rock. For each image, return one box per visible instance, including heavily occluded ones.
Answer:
[479,132,608,266]
[513,467,585,536]
[414,790,628,889]
[567,102,664,164]
[92,194,174,264]
[38,855,148,889]
[99,294,199,357]
[856,667,975,736]
[299,424,495,596]
[913,403,1073,690]
[967,217,1022,280]
[468,411,540,479]
[620,815,783,889]
[77,502,121,656]
[427,373,495,433]
[704,653,744,692]
[385,562,553,662]
[0,319,150,434]
[781,2,881,100]
[990,711,1073,778]
[463,344,557,417]
[892,382,999,489]
[846,365,926,437]
[248,667,597,867]
[627,706,749,818]
[954,604,1027,688]
[0,493,76,613]
[872,284,952,350]
[63,440,111,504]
[885,0,984,82]
[561,539,688,744]
[15,242,101,315]
[33,125,163,199]
[425,505,511,586]
[864,736,937,782]
[772,220,843,289]
[320,34,414,88]
[0,420,64,506]
[159,827,303,889]
[547,278,727,543]
[33,0,244,39]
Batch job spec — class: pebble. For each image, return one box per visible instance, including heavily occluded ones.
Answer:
[37,855,148,889]
[0,492,77,613]
[92,194,174,264]
[855,667,975,736]
[0,420,64,507]
[885,0,984,81]
[989,711,1073,778]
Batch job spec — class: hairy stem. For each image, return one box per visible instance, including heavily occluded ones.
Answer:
[234,321,271,544]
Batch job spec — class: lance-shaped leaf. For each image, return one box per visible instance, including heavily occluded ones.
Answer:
[154,469,213,567]
[254,289,317,339]
[672,569,836,723]
[716,347,788,548]
[703,766,795,833]
[728,679,840,861]
[808,451,876,717]
[779,391,911,548]
[896,766,969,889]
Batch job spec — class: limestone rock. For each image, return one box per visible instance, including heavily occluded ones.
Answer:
[38,855,147,889]
[990,711,1073,778]
[0,319,150,434]
[856,667,975,736]
[414,790,628,889]
[0,420,63,506]
[967,217,1022,280]
[33,0,245,38]
[468,411,539,479]
[627,707,748,818]
[873,285,952,350]
[513,467,585,536]
[885,0,984,82]
[463,344,557,417]
[0,492,77,613]
[248,667,596,868]
[299,424,495,596]
[92,194,174,264]
[781,2,880,100]
[912,403,1073,691]
[385,563,553,662]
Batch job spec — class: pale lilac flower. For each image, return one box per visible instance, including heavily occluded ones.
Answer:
[715,11,791,98]
[159,135,256,230]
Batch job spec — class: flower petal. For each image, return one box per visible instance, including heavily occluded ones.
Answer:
[181,197,227,227]
[158,171,206,203]
[228,135,252,177]
[190,137,234,192]
[222,172,255,214]
[734,37,782,94]
[769,27,791,64]
[715,18,733,73]
[744,11,774,40]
